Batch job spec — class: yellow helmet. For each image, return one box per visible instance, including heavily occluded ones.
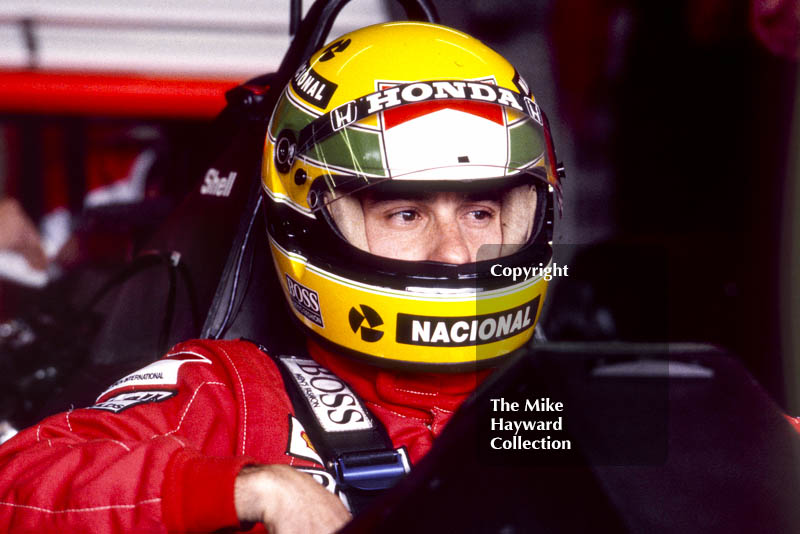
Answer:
[262,21,563,370]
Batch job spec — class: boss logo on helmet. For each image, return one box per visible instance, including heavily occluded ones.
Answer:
[291,62,338,108]
[396,297,540,347]
[285,274,324,327]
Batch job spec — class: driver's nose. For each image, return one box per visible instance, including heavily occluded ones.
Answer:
[426,218,471,264]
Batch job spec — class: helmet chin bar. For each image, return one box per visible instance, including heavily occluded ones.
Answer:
[304,325,536,373]
[266,219,550,368]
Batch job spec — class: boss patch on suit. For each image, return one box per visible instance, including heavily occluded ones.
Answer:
[279,357,373,432]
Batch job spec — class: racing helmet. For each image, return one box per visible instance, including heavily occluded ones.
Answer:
[262,21,563,370]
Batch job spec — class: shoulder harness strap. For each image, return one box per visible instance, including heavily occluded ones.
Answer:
[254,342,410,513]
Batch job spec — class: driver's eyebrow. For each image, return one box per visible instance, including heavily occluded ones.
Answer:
[362,190,428,203]
[361,190,504,204]
[464,191,503,202]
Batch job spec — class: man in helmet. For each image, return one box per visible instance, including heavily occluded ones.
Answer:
[0,22,562,534]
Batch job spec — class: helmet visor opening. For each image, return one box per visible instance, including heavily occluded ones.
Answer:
[312,172,545,264]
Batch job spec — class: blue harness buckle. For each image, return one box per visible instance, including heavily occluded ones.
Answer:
[332,447,411,491]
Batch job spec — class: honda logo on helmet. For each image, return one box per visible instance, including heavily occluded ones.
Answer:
[330,101,358,131]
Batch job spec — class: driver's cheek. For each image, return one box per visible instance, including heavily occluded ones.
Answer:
[366,219,432,261]
[461,219,503,262]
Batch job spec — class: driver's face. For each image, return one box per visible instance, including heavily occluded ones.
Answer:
[360,191,502,264]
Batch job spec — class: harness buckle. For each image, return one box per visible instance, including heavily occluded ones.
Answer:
[332,447,411,491]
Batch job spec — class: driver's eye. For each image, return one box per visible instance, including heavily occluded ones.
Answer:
[393,210,419,222]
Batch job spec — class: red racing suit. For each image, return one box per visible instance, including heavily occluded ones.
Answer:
[0,338,485,533]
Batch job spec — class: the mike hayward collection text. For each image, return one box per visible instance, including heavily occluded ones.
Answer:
[489,397,572,451]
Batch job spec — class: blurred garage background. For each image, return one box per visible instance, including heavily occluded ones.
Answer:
[0,0,797,436]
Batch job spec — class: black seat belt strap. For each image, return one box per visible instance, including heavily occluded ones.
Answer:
[255,344,410,512]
